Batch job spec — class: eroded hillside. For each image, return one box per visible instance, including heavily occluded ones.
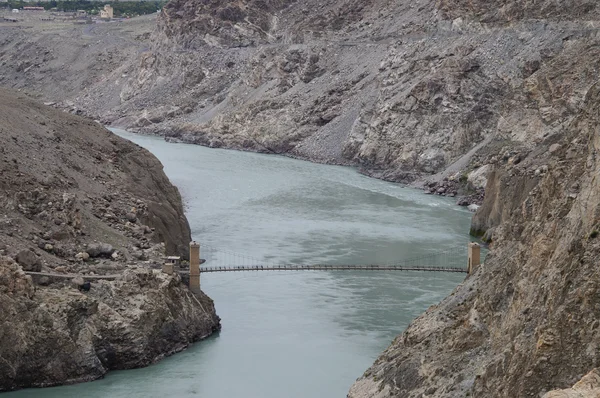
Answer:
[349,80,600,396]
[0,87,220,391]
[106,0,600,184]
[2,1,599,187]
[3,1,600,396]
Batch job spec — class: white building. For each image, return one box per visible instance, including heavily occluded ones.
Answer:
[99,4,113,19]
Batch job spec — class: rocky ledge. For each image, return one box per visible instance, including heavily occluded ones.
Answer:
[0,256,219,389]
[0,87,220,392]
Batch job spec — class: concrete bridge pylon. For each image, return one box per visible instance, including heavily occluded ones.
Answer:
[189,241,201,294]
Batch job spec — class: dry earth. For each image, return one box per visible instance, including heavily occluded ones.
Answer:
[0,87,220,392]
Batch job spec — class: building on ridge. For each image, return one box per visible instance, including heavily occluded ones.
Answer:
[100,4,113,19]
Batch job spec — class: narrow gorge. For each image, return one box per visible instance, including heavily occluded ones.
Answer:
[2,0,600,396]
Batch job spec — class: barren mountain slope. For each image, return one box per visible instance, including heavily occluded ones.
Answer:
[0,14,154,112]
[2,1,600,185]
[108,0,600,183]
[349,80,600,397]
[0,87,220,391]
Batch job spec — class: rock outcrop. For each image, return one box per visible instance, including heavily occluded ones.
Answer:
[0,88,219,392]
[0,256,218,390]
[348,81,600,396]
[543,369,600,398]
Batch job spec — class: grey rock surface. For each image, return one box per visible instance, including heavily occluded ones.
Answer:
[15,250,40,272]
[348,82,600,397]
[86,243,115,258]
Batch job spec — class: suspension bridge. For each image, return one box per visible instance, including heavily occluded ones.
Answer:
[23,242,482,290]
[182,243,472,274]
[174,242,482,293]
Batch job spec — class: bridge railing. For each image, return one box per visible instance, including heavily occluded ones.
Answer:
[196,243,469,272]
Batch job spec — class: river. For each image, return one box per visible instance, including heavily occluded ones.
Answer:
[6,130,473,398]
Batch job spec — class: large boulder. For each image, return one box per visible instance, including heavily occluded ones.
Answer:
[15,250,40,272]
[467,164,490,190]
[86,243,115,258]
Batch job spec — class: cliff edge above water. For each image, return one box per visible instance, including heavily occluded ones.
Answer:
[0,87,220,392]
[348,80,600,396]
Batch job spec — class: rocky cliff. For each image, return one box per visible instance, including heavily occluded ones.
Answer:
[3,1,600,396]
[107,0,600,185]
[348,81,600,396]
[3,0,600,189]
[0,88,220,391]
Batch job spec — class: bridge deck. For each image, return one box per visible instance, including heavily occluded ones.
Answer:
[195,265,467,273]
[23,265,467,282]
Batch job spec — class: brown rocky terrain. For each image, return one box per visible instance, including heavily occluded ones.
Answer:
[3,1,600,396]
[0,87,220,391]
[1,1,597,193]
[348,81,600,396]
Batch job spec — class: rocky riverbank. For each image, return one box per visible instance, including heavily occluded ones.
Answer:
[3,0,600,395]
[348,79,600,397]
[0,87,220,392]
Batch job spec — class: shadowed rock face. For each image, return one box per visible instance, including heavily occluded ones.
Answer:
[0,88,219,392]
[349,82,600,396]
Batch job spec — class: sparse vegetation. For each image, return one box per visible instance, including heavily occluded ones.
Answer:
[5,0,167,17]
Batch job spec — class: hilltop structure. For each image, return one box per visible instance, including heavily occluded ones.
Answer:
[99,4,112,19]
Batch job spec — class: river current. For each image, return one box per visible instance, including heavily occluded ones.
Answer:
[6,130,473,398]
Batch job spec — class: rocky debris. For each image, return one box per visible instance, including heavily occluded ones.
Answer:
[348,82,600,397]
[422,177,485,206]
[75,252,90,261]
[71,275,85,287]
[125,212,137,223]
[467,164,490,190]
[0,256,220,391]
[467,204,481,213]
[467,204,480,212]
[38,276,51,286]
[15,250,40,272]
[0,88,218,392]
[423,179,460,197]
[86,243,115,258]
[548,143,562,155]
[543,369,600,398]
[455,190,485,206]
[107,0,599,187]
[0,0,595,192]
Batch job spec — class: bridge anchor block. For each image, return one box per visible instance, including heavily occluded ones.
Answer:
[189,241,201,293]
[467,242,481,275]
